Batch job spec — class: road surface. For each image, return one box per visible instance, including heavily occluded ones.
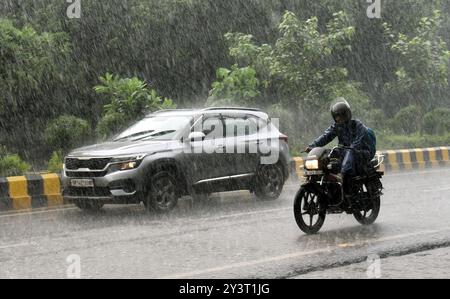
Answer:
[0,168,449,279]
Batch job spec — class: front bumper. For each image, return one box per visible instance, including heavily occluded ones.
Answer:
[61,166,145,204]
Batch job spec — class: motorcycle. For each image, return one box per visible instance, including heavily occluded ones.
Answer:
[294,146,384,234]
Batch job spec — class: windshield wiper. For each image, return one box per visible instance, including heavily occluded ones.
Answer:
[135,130,176,141]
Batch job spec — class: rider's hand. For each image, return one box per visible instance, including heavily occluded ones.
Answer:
[305,147,312,153]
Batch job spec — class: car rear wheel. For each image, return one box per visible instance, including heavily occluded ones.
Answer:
[144,171,179,213]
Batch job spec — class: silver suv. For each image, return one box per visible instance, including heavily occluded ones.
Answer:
[62,108,291,212]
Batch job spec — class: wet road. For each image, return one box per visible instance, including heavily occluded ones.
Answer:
[0,168,450,279]
[294,246,450,279]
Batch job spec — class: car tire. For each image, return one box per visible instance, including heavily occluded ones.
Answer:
[254,163,285,201]
[144,171,179,213]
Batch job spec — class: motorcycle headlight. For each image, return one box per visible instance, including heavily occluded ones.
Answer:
[305,160,319,170]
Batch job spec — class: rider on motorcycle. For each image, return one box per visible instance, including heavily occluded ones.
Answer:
[305,98,375,189]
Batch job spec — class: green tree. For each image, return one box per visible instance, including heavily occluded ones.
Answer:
[207,65,260,106]
[0,146,30,177]
[218,10,357,137]
[44,115,91,154]
[47,151,64,174]
[94,73,176,139]
[1,0,450,158]
[390,105,423,135]
[0,19,70,160]
[383,10,450,111]
[423,108,450,135]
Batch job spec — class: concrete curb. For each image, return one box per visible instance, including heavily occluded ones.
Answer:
[381,147,450,172]
[1,146,449,212]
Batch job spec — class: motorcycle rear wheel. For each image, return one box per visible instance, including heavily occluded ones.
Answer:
[353,196,380,225]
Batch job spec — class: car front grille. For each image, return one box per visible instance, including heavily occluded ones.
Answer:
[65,158,111,170]
[65,171,108,178]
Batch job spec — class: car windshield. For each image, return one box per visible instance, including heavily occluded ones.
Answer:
[114,116,192,141]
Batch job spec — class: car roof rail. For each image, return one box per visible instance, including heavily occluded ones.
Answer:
[202,107,262,112]
[149,109,195,114]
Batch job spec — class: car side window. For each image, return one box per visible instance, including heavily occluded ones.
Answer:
[202,116,224,140]
[224,116,260,137]
[249,116,267,133]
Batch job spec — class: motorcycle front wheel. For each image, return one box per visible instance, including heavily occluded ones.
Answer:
[294,187,326,235]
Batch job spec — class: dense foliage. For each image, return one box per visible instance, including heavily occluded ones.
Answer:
[0,0,449,173]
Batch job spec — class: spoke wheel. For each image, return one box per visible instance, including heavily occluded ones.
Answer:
[353,192,380,225]
[293,187,326,235]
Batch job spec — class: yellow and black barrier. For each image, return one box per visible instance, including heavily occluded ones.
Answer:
[0,173,64,212]
[381,147,450,172]
[291,146,450,181]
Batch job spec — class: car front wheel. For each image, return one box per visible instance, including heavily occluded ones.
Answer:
[144,171,179,213]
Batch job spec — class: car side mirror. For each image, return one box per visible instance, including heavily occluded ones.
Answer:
[187,132,206,142]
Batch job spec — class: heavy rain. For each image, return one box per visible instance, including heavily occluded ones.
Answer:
[0,0,450,283]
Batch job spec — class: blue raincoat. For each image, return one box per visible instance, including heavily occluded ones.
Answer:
[309,119,375,176]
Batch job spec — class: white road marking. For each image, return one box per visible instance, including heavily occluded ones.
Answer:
[423,187,450,193]
[161,228,445,279]
[387,168,450,177]
[191,207,291,223]
[0,202,291,224]
[0,242,36,250]
[0,207,77,219]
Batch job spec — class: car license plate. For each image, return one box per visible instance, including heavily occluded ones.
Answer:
[71,179,94,188]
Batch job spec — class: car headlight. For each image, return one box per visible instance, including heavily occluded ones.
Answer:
[305,160,319,170]
[117,161,140,170]
[109,155,146,172]
[111,154,146,163]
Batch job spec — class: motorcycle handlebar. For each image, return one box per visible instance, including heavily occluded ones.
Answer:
[305,145,353,156]
[334,145,354,150]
